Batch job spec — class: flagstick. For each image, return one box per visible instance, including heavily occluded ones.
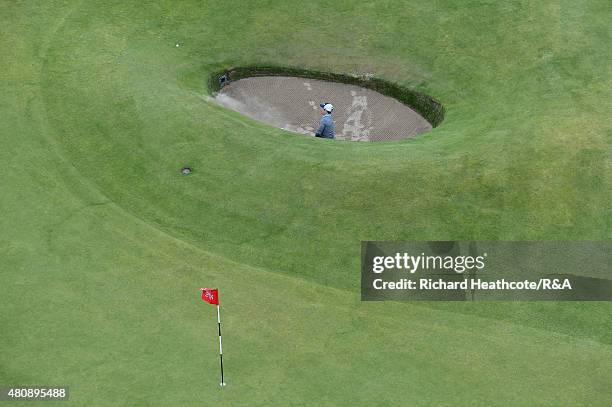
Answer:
[217,304,226,387]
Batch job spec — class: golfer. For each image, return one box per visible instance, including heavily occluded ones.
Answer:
[315,103,335,139]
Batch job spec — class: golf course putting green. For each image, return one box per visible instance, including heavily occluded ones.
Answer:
[215,76,433,141]
[4,0,611,405]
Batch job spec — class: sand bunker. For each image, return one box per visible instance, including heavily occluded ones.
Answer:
[215,76,432,141]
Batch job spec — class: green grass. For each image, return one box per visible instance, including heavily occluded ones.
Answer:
[1,0,611,405]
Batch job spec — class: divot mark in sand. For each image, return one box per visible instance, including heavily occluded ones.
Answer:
[343,93,371,141]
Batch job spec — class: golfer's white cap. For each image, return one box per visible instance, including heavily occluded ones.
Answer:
[320,103,334,112]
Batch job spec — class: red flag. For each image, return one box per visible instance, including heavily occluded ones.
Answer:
[200,288,219,305]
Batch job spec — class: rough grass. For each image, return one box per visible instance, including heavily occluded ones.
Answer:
[1,0,611,405]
